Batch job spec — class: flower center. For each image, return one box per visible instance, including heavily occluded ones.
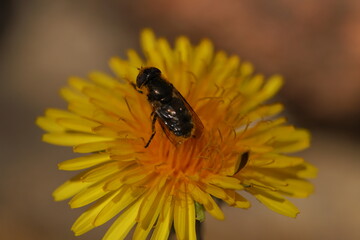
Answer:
[138,125,238,180]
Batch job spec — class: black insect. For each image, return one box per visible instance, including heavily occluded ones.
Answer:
[135,67,204,148]
[234,151,249,174]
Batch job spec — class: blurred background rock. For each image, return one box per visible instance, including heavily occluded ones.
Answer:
[0,0,359,239]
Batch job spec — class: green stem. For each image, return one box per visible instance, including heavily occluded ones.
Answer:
[196,220,203,240]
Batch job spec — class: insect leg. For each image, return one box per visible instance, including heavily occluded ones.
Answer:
[144,112,158,148]
[126,79,143,94]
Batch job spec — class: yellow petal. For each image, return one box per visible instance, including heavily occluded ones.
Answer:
[82,87,128,114]
[89,71,120,89]
[72,190,119,236]
[175,36,192,64]
[52,174,93,201]
[36,116,65,132]
[240,61,254,78]
[60,87,86,102]
[109,57,129,79]
[239,104,284,125]
[277,178,315,198]
[68,76,94,91]
[67,101,99,119]
[109,57,140,82]
[201,183,227,199]
[215,56,240,87]
[188,182,212,209]
[241,172,287,189]
[233,192,251,208]
[133,187,167,240]
[58,153,111,171]
[147,48,166,71]
[297,162,318,179]
[56,117,99,133]
[206,175,242,190]
[223,190,251,209]
[247,187,299,218]
[262,75,283,98]
[189,182,224,220]
[241,75,283,112]
[102,200,142,240]
[136,177,168,229]
[43,133,114,146]
[73,140,118,153]
[80,162,120,182]
[93,125,132,138]
[208,50,227,78]
[150,195,174,240]
[122,168,151,185]
[250,153,304,168]
[103,172,126,191]
[157,38,175,71]
[45,108,79,119]
[254,117,288,133]
[281,162,318,179]
[94,186,145,226]
[249,145,274,153]
[186,194,197,240]
[127,49,144,68]
[273,129,311,153]
[173,192,196,240]
[244,170,314,198]
[191,38,214,77]
[141,28,156,54]
[69,179,112,208]
[241,74,264,96]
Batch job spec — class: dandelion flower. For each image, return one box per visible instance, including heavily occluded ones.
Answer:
[36,29,317,240]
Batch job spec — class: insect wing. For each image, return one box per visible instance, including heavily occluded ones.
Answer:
[156,88,204,146]
[157,118,186,145]
[174,88,204,139]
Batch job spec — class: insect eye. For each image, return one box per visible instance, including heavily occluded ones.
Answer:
[143,67,162,78]
[136,73,147,88]
[136,67,162,88]
[149,67,161,75]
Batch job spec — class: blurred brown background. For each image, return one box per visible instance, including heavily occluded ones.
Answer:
[1,0,359,239]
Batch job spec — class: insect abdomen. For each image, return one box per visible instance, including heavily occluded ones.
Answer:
[156,98,194,137]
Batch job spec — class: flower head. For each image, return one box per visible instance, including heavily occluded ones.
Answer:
[37,29,317,240]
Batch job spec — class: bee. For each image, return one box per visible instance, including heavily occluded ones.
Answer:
[135,67,204,148]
